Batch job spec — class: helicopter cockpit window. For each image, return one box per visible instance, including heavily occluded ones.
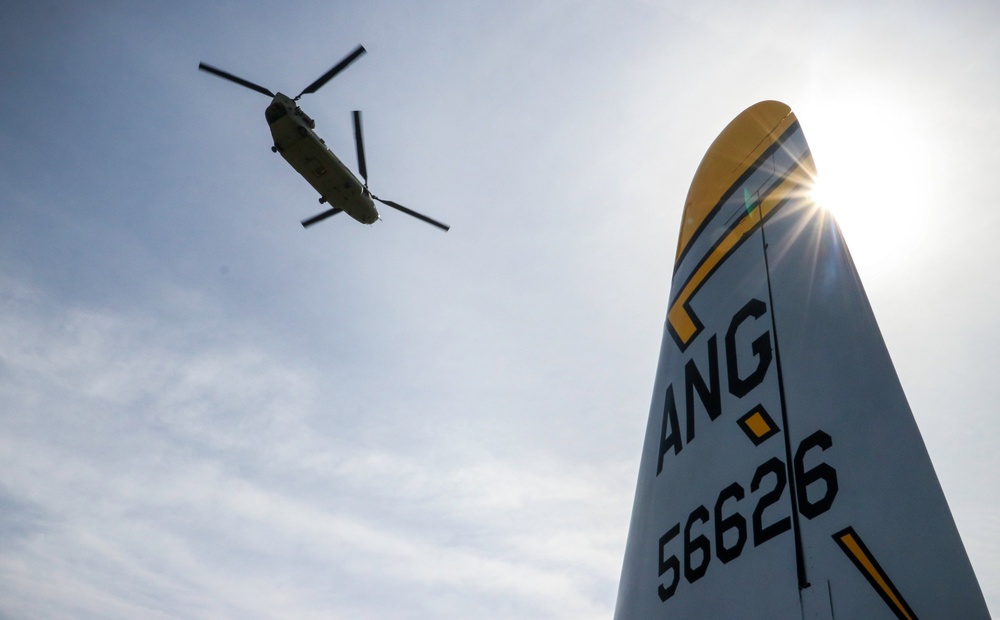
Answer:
[266,104,287,125]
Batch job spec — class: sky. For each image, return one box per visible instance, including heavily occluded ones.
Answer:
[1,1,997,618]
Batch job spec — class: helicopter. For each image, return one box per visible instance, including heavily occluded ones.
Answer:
[198,45,449,231]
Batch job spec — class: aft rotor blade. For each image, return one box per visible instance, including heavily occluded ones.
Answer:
[198,63,274,97]
[301,207,343,228]
[296,44,366,98]
[375,197,450,232]
[353,111,368,185]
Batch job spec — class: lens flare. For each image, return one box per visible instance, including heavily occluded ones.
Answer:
[798,97,935,279]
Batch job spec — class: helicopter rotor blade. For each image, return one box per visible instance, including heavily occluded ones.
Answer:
[301,207,343,228]
[374,196,450,232]
[198,62,275,97]
[296,44,366,99]
[353,110,368,186]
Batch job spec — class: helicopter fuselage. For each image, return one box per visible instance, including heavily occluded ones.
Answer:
[199,46,448,231]
[265,93,378,225]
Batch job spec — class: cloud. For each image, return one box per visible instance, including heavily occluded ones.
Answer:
[0,272,624,619]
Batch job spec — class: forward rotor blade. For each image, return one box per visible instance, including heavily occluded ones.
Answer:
[375,197,450,232]
[296,44,366,99]
[353,110,368,185]
[198,63,274,97]
[301,207,343,228]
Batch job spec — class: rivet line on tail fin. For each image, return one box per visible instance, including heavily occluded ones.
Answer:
[760,215,810,593]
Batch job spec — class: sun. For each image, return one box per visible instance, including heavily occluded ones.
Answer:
[800,96,935,280]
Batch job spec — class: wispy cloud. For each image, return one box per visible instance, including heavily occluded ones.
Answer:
[0,273,624,619]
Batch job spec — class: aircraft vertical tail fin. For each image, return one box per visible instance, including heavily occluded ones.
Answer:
[614,101,990,619]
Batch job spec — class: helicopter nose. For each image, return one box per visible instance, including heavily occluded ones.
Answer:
[265,102,287,125]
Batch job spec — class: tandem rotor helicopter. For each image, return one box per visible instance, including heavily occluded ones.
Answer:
[199,45,449,231]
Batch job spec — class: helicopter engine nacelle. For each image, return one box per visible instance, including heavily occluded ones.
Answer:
[295,107,316,129]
